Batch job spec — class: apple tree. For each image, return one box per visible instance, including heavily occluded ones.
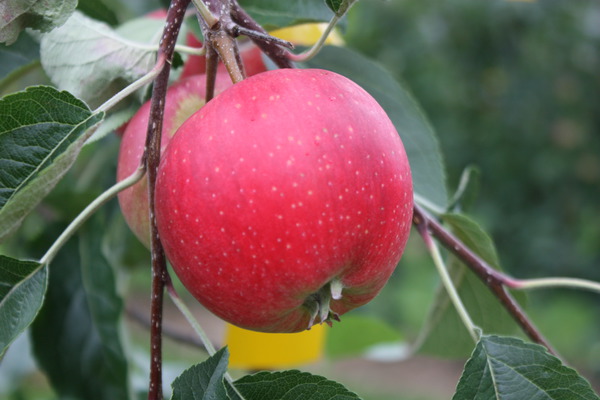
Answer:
[0,0,599,399]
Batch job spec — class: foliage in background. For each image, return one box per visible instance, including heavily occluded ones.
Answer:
[345,0,600,281]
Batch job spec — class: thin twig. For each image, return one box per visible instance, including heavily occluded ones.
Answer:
[165,276,248,400]
[412,204,558,356]
[39,166,145,266]
[144,2,190,400]
[414,216,480,343]
[229,0,294,69]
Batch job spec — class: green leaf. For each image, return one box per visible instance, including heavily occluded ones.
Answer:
[448,165,481,213]
[417,213,520,357]
[40,11,166,107]
[0,0,77,45]
[171,347,230,400]
[77,0,119,26]
[234,370,362,400]
[30,213,130,400]
[454,335,600,400]
[0,86,104,241]
[0,255,47,356]
[325,0,344,13]
[325,0,357,16]
[0,33,40,90]
[325,314,402,359]
[238,0,333,30]
[306,46,448,210]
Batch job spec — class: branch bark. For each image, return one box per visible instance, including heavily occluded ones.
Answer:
[412,204,558,355]
[143,1,191,399]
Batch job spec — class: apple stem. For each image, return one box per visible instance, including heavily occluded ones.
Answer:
[144,2,190,400]
[412,204,559,356]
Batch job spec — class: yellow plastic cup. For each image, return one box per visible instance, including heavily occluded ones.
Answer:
[225,323,326,370]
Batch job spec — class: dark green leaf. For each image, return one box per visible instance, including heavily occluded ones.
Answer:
[448,165,481,213]
[171,347,230,400]
[454,335,600,400]
[77,0,120,26]
[0,86,104,241]
[238,0,333,30]
[0,33,40,90]
[325,0,344,13]
[325,0,357,16]
[306,46,448,210]
[31,213,129,400]
[417,213,520,357]
[234,370,362,400]
[0,255,47,356]
[0,0,77,45]
[325,314,402,359]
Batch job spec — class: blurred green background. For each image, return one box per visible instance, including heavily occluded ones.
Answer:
[1,0,599,399]
[347,0,600,282]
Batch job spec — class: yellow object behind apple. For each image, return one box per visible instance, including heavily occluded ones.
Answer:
[225,323,326,370]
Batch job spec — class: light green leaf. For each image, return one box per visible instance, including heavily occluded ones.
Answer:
[0,0,77,45]
[416,213,521,358]
[306,45,448,210]
[0,255,47,356]
[454,335,600,400]
[40,11,165,107]
[234,370,362,400]
[171,347,230,400]
[0,86,104,241]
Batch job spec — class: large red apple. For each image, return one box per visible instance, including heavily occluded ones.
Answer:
[117,73,233,248]
[155,68,413,333]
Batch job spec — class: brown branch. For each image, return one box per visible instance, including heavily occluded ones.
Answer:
[143,1,191,399]
[412,204,559,356]
[229,0,294,69]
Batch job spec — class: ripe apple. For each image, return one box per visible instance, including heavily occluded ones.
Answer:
[155,68,413,333]
[117,73,233,248]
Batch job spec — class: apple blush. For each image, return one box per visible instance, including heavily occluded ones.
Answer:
[155,68,413,333]
[117,73,233,247]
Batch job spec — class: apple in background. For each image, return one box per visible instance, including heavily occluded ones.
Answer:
[155,68,413,333]
[117,73,233,248]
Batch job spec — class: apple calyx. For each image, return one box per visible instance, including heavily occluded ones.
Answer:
[304,278,344,329]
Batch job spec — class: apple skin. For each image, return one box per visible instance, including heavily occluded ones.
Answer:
[155,68,413,333]
[180,33,266,80]
[117,73,233,248]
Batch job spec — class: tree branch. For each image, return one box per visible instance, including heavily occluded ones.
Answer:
[229,0,294,69]
[412,204,558,356]
[143,2,191,399]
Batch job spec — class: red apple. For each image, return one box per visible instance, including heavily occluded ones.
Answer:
[180,33,266,80]
[155,68,413,333]
[117,73,233,248]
